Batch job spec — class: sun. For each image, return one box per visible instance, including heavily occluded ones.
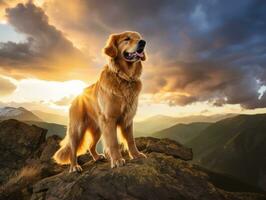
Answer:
[0,20,7,25]
[64,80,87,96]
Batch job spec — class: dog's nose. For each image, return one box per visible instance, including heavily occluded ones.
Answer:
[138,40,146,48]
[137,40,146,53]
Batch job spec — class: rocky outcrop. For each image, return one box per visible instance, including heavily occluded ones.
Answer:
[0,119,46,184]
[0,120,62,200]
[0,119,265,200]
[135,137,193,160]
[30,152,265,200]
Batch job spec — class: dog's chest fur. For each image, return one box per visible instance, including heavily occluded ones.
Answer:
[99,67,142,122]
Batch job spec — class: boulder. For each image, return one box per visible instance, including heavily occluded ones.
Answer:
[135,137,193,160]
[31,152,265,200]
[0,132,64,200]
[0,119,47,184]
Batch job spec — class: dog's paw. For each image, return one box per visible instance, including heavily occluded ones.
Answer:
[130,151,147,159]
[111,158,126,168]
[69,164,83,173]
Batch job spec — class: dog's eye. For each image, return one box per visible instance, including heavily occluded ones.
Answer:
[124,37,130,41]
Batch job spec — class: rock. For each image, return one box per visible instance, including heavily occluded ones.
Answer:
[0,119,47,184]
[0,124,64,200]
[0,120,265,200]
[0,161,63,200]
[135,137,193,160]
[39,135,61,162]
[31,152,265,200]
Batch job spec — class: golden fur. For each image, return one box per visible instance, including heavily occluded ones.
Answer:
[53,31,147,172]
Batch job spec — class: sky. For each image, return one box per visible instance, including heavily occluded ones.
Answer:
[0,0,266,120]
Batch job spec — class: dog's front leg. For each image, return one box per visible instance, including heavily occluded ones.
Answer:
[100,117,125,168]
[121,122,146,159]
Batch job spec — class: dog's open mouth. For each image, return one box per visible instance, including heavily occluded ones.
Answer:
[123,50,144,61]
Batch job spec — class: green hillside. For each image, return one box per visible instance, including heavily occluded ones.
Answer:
[134,114,235,135]
[152,122,211,144]
[26,121,67,138]
[32,110,68,125]
[187,114,266,191]
[134,115,178,134]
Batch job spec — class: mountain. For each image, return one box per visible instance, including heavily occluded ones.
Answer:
[0,107,67,138]
[134,115,178,134]
[0,120,264,200]
[32,110,68,125]
[152,122,211,144]
[134,113,235,134]
[187,114,266,191]
[175,113,236,123]
[25,121,67,138]
[0,107,42,122]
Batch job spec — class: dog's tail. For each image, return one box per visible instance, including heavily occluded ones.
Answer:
[53,130,90,164]
[53,136,71,165]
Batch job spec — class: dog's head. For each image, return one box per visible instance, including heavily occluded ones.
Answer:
[103,31,146,62]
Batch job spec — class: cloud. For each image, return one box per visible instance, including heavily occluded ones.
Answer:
[0,2,92,80]
[0,0,8,19]
[1,0,266,109]
[143,59,266,109]
[53,95,75,106]
[0,1,27,22]
[0,76,16,96]
[0,1,7,9]
[43,0,266,109]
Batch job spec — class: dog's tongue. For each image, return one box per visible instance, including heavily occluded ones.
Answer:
[135,51,144,58]
[127,51,144,59]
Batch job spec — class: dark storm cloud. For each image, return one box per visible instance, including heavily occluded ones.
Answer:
[46,0,266,108]
[76,0,266,109]
[1,0,266,108]
[0,77,16,96]
[0,2,89,80]
[143,59,266,108]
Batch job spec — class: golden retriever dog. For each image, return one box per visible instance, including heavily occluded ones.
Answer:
[53,31,147,172]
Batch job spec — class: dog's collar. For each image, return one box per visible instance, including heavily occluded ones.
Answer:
[108,60,139,82]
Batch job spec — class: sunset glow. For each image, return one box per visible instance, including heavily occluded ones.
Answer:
[0,0,265,120]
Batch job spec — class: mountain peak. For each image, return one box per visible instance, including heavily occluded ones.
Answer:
[0,106,43,122]
[18,106,27,111]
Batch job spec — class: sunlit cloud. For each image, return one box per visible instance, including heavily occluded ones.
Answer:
[0,1,94,81]
[0,19,6,24]
[0,75,17,96]
[1,76,87,103]
[0,0,265,118]
[259,85,266,100]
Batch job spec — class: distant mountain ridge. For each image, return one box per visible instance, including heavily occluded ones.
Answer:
[0,107,42,122]
[25,121,66,138]
[152,122,211,144]
[0,107,67,138]
[134,115,178,134]
[187,114,266,191]
[135,113,235,134]
[32,110,68,125]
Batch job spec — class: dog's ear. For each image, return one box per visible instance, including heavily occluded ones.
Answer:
[141,51,146,61]
[103,34,118,58]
